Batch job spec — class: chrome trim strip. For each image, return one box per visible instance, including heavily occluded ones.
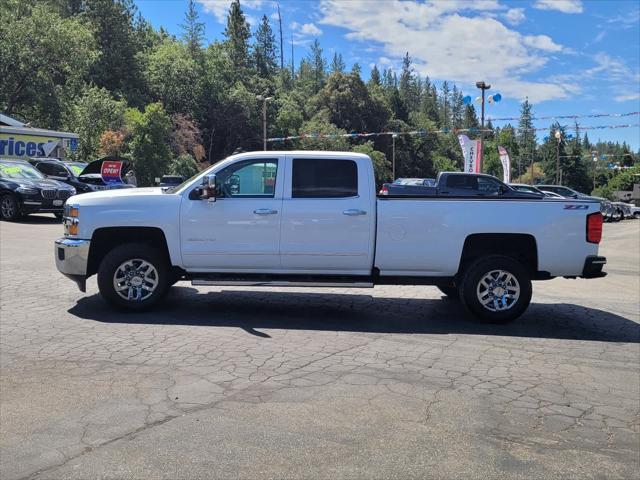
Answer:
[191,280,374,288]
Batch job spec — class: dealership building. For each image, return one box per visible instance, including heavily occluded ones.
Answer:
[0,113,78,160]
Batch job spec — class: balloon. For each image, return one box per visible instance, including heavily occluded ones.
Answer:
[488,96,494,103]
[475,96,482,103]
[543,136,549,142]
[463,95,472,105]
[493,93,502,103]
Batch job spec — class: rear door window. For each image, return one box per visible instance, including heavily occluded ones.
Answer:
[292,159,358,198]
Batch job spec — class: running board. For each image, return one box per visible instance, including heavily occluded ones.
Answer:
[191,280,374,288]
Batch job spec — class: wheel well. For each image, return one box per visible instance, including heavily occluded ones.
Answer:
[458,234,538,276]
[87,227,172,277]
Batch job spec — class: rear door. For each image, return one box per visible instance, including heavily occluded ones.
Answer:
[280,156,374,275]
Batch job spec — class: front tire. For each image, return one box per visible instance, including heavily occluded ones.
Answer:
[459,255,532,323]
[97,243,169,310]
[0,194,21,221]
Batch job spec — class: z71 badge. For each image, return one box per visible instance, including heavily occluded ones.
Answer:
[564,204,589,210]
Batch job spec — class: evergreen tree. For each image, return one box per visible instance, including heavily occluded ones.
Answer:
[180,0,204,57]
[330,52,345,74]
[450,85,464,129]
[369,65,381,86]
[253,14,277,79]
[463,104,479,130]
[439,81,451,129]
[224,0,251,76]
[517,99,536,177]
[306,39,326,93]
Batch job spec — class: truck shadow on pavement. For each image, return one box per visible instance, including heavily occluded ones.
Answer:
[68,287,640,343]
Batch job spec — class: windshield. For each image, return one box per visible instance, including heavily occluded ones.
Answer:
[67,163,87,177]
[0,162,45,180]
[167,167,211,193]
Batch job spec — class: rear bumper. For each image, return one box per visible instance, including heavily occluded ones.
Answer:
[581,255,607,278]
[55,238,90,291]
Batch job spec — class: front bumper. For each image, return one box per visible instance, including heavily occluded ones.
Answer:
[582,255,607,279]
[55,238,90,292]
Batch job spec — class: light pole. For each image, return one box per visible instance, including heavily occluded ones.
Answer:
[475,81,491,168]
[392,133,398,180]
[554,129,562,184]
[592,151,598,191]
[256,94,273,151]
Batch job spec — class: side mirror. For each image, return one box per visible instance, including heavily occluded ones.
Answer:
[200,174,217,202]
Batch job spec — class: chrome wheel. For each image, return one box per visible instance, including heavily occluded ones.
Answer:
[1,196,17,219]
[476,269,520,312]
[113,259,159,301]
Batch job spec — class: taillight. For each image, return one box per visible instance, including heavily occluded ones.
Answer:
[587,212,603,244]
[379,186,389,195]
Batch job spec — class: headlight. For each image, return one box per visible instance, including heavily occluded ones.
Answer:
[67,187,76,195]
[16,185,38,195]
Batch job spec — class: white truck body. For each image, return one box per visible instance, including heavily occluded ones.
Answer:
[55,151,606,322]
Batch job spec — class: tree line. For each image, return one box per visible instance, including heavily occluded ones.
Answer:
[1,0,637,192]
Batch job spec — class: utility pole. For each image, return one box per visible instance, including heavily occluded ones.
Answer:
[476,81,491,170]
[592,151,598,191]
[256,95,273,150]
[392,133,398,180]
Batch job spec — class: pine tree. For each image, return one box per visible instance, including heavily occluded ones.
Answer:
[224,0,251,75]
[330,52,345,74]
[306,39,326,93]
[451,85,464,129]
[254,14,277,78]
[439,81,451,128]
[517,99,536,176]
[369,65,381,86]
[180,0,205,57]
[463,104,479,130]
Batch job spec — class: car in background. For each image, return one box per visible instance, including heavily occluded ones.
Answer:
[509,184,563,198]
[379,177,436,195]
[75,157,136,191]
[613,202,632,219]
[536,184,597,200]
[159,175,184,188]
[28,158,94,194]
[0,159,76,221]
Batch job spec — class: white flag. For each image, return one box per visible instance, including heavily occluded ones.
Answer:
[457,135,481,173]
[498,146,511,183]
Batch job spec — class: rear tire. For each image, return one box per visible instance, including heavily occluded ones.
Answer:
[436,285,459,299]
[0,194,21,221]
[459,255,532,324]
[97,243,169,311]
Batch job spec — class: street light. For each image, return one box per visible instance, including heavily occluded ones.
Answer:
[554,129,562,184]
[475,81,491,167]
[256,95,273,151]
[392,133,398,180]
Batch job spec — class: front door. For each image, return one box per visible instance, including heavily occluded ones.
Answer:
[180,157,283,271]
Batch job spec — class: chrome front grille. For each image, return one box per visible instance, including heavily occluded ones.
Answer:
[41,189,56,199]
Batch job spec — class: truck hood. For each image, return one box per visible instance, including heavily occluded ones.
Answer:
[69,187,167,205]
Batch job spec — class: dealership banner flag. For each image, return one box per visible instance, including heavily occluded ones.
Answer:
[498,146,511,183]
[457,134,481,173]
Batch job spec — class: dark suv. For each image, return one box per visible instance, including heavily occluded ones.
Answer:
[28,158,93,193]
[0,159,76,220]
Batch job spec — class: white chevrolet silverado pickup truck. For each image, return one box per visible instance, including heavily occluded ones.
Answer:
[55,151,607,323]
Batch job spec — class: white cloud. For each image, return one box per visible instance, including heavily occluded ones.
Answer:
[504,8,525,25]
[533,0,583,14]
[523,34,563,52]
[593,30,606,43]
[614,93,640,102]
[197,0,267,24]
[291,21,322,36]
[319,0,572,102]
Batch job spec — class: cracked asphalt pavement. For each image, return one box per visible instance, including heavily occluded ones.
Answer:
[1,216,639,479]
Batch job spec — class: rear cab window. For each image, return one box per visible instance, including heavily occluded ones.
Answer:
[291,158,358,198]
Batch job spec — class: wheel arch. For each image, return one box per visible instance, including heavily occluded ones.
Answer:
[87,226,174,277]
[457,233,540,278]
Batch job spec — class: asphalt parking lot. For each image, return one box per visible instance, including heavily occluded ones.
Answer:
[1,216,638,479]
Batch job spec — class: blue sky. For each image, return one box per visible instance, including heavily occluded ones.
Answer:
[135,0,640,150]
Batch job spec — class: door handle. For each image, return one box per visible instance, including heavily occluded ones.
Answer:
[253,208,278,215]
[343,209,367,216]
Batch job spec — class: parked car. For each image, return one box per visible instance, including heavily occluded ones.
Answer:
[509,184,564,198]
[380,173,542,198]
[630,204,640,219]
[379,177,435,195]
[536,185,597,200]
[159,175,184,188]
[28,158,94,194]
[75,157,136,191]
[0,159,76,220]
[55,151,606,324]
[613,202,633,219]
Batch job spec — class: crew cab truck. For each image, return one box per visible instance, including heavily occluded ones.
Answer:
[55,151,607,323]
